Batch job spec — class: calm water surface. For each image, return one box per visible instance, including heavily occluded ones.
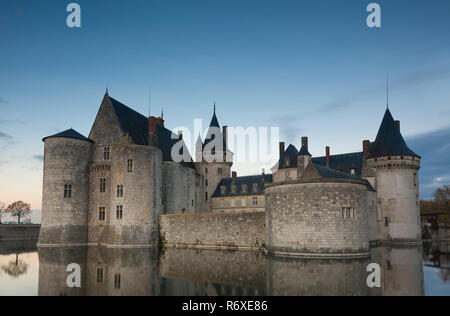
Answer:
[0,240,448,296]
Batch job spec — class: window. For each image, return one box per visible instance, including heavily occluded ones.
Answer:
[218,168,223,175]
[64,185,72,198]
[99,207,106,221]
[242,184,247,193]
[220,200,225,208]
[96,268,104,283]
[104,147,110,161]
[205,192,208,201]
[205,168,208,174]
[117,185,123,198]
[114,274,121,289]
[231,185,237,194]
[205,179,208,187]
[116,205,123,220]
[285,158,290,167]
[253,197,258,206]
[127,159,133,173]
[100,178,106,193]
[220,186,226,195]
[414,173,417,187]
[349,168,356,175]
[252,183,258,193]
[341,207,354,219]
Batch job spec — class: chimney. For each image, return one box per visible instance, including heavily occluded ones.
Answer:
[232,171,237,182]
[222,126,228,148]
[148,117,158,147]
[301,137,308,149]
[279,142,285,157]
[395,120,400,131]
[262,168,265,180]
[156,117,165,127]
[363,140,370,158]
[325,146,330,167]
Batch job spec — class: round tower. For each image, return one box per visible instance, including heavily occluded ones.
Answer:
[367,109,421,244]
[265,161,372,258]
[39,129,94,246]
[195,106,233,212]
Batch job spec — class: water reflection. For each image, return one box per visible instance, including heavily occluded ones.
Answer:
[2,240,448,296]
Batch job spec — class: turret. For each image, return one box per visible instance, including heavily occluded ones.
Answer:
[297,136,312,178]
[195,104,233,212]
[39,129,94,246]
[366,109,421,244]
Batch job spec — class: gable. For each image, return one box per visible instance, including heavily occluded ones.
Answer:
[89,94,126,146]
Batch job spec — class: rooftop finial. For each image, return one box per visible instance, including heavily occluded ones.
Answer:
[106,82,109,94]
[161,108,164,119]
[213,101,216,114]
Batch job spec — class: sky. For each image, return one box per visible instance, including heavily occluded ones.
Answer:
[0,0,449,209]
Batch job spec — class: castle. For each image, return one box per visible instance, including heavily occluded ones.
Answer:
[38,92,422,258]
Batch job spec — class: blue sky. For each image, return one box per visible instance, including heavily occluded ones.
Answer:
[0,0,449,208]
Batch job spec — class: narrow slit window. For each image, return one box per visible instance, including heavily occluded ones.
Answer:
[104,147,110,161]
[117,185,123,198]
[127,159,133,173]
[100,178,106,193]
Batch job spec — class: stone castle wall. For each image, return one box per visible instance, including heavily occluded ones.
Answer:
[162,162,203,214]
[265,181,370,257]
[39,137,93,246]
[88,144,162,247]
[0,225,41,241]
[159,211,265,250]
[195,161,231,212]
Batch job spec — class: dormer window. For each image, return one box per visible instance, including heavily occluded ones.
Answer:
[252,183,258,193]
[220,185,226,195]
[231,185,237,194]
[349,168,356,175]
[242,184,248,193]
[284,158,290,167]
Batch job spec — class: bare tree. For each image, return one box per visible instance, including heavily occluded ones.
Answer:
[0,201,5,224]
[5,201,31,224]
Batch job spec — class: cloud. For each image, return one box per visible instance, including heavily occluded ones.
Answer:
[33,155,44,162]
[406,127,450,199]
[0,131,13,142]
[272,63,450,127]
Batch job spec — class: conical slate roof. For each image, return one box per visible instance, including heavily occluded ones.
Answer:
[203,108,226,150]
[368,109,419,159]
[43,128,94,143]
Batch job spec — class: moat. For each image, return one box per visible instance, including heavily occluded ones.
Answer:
[0,241,448,296]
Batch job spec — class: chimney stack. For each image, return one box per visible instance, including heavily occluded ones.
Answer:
[301,137,308,149]
[148,116,158,147]
[363,140,371,158]
[232,171,237,182]
[156,117,165,127]
[279,142,285,157]
[395,120,400,131]
[325,146,330,167]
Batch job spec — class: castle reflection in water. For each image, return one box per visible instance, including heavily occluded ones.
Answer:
[33,245,428,296]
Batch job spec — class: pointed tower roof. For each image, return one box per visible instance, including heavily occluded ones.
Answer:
[368,109,419,159]
[43,128,94,143]
[298,145,312,156]
[204,103,226,150]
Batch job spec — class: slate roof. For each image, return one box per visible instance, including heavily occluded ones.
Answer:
[278,144,299,169]
[312,163,361,180]
[203,110,227,151]
[368,109,420,159]
[312,152,364,177]
[108,95,194,165]
[212,174,273,197]
[43,128,94,143]
[298,145,312,156]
